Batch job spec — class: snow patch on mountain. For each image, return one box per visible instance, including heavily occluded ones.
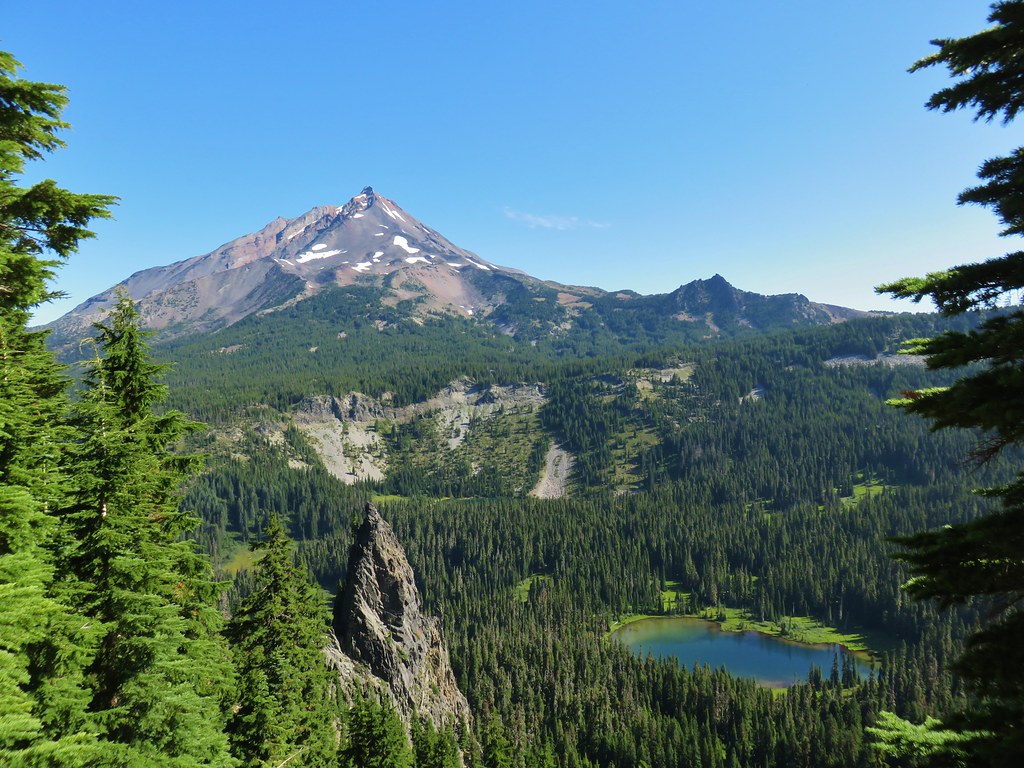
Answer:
[380,200,406,222]
[297,249,342,263]
[394,236,420,255]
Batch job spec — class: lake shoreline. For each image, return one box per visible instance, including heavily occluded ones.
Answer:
[611,615,877,688]
[608,610,883,660]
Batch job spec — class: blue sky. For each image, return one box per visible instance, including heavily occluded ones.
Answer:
[7,1,1015,323]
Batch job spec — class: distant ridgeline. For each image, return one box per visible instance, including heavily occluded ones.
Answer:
[44,187,867,358]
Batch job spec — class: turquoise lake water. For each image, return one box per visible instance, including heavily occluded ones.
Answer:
[613,617,874,688]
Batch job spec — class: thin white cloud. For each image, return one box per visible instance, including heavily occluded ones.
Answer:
[503,206,609,231]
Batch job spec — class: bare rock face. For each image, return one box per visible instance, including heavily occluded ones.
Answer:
[294,394,344,422]
[342,393,386,423]
[328,503,470,732]
[44,187,509,353]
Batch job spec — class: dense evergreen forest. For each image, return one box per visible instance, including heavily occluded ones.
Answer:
[172,307,1003,767]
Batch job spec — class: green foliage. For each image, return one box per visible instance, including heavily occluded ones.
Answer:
[479,715,511,768]
[10,23,1022,768]
[338,695,412,768]
[181,430,371,580]
[225,514,337,768]
[875,4,1024,764]
[150,273,862,426]
[0,52,115,311]
[908,2,1024,123]
[176,310,1005,766]
[380,404,548,498]
[0,49,112,767]
[58,296,235,766]
[411,717,459,768]
[867,711,978,768]
[156,288,555,419]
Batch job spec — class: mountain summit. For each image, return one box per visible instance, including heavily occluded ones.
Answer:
[45,187,868,353]
[47,188,504,344]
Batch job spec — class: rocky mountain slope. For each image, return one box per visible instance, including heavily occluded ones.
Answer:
[327,503,471,732]
[46,187,522,346]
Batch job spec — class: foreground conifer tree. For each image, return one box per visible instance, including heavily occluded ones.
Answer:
[0,50,114,766]
[877,2,1024,764]
[58,296,236,766]
[338,695,413,768]
[226,515,337,767]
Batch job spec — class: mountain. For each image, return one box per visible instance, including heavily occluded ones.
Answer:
[45,187,870,354]
[625,274,867,332]
[47,187,517,345]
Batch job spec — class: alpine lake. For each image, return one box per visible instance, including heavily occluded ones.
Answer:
[613,617,875,688]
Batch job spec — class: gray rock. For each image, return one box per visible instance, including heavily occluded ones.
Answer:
[328,503,471,733]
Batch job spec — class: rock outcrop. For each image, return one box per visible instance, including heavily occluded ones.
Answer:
[327,503,470,732]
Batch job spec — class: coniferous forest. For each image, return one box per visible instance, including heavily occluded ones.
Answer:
[4,4,1024,767]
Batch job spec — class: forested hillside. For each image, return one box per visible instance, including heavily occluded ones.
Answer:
[170,306,1005,766]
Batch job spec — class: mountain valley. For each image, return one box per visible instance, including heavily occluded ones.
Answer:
[9,6,1024,764]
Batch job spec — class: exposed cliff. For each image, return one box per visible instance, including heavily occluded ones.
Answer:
[327,503,471,733]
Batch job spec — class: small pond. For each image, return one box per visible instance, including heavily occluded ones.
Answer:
[613,617,874,688]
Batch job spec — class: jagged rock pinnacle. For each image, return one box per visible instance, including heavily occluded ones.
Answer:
[328,502,470,731]
[364,500,381,522]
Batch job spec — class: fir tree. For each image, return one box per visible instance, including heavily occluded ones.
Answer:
[876,2,1024,764]
[411,717,460,768]
[0,49,113,767]
[225,514,336,768]
[58,296,235,767]
[338,695,413,768]
[479,715,511,768]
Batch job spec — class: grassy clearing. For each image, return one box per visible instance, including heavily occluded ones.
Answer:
[662,364,695,383]
[633,378,658,402]
[513,574,552,603]
[842,480,887,507]
[712,611,887,655]
[219,540,264,576]
[371,493,406,504]
[629,364,695,389]
[607,612,660,634]
[609,426,661,489]
[838,472,891,508]
[660,580,689,611]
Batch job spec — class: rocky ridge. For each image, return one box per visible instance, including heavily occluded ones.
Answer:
[290,379,548,485]
[327,503,471,732]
